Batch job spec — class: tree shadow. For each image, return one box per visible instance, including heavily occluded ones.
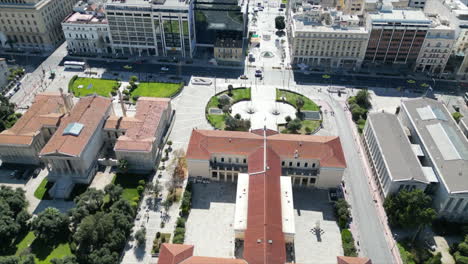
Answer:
[133,243,147,261]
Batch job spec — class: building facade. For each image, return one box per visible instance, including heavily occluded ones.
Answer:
[365,8,431,67]
[213,37,243,64]
[289,4,369,70]
[62,2,111,55]
[414,16,455,75]
[363,112,431,199]
[0,58,7,89]
[0,0,78,52]
[399,98,468,221]
[105,0,195,58]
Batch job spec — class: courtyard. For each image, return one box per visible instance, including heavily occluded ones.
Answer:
[293,188,343,263]
[184,182,237,258]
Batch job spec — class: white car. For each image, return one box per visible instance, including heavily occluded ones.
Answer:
[161,67,169,71]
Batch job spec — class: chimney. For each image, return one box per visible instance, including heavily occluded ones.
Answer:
[118,90,127,117]
[59,88,72,113]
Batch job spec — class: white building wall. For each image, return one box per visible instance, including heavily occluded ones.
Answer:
[62,22,110,55]
[187,159,210,177]
[316,167,344,188]
[415,26,455,75]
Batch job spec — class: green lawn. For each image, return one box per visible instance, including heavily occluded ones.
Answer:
[15,231,72,264]
[278,120,322,135]
[276,89,320,111]
[130,82,183,99]
[112,173,148,202]
[206,88,251,129]
[34,179,53,200]
[70,77,118,97]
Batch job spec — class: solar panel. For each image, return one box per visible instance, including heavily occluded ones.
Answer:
[63,122,84,136]
[426,123,460,160]
[442,123,468,160]
[432,107,448,121]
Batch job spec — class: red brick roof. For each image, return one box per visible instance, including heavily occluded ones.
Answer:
[186,130,346,168]
[159,244,194,264]
[113,97,170,152]
[0,93,66,146]
[40,95,111,157]
[243,146,286,264]
[337,256,372,264]
[180,257,247,264]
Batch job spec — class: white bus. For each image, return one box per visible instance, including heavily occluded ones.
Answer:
[64,61,85,70]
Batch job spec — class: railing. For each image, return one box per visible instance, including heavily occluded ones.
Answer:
[282,167,318,176]
[210,162,247,173]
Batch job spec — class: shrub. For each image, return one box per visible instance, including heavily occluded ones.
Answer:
[160,221,165,228]
[133,95,140,101]
[111,91,117,96]
[176,217,186,228]
[175,227,185,236]
[305,127,312,134]
[156,232,161,239]
[135,227,146,247]
[341,229,357,257]
[173,233,185,244]
[285,115,292,123]
[138,180,145,186]
[68,75,78,92]
[137,185,144,195]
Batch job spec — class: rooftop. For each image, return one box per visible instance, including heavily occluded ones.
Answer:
[367,112,428,183]
[112,97,170,152]
[367,9,431,24]
[186,130,347,168]
[63,12,108,24]
[401,98,468,193]
[40,95,111,157]
[105,0,189,10]
[0,92,67,146]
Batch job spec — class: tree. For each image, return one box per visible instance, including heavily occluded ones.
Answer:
[104,184,123,204]
[87,247,118,264]
[287,118,302,133]
[453,112,463,123]
[15,209,31,230]
[0,202,20,252]
[218,97,230,108]
[117,159,128,173]
[0,256,19,264]
[275,16,285,30]
[74,188,105,215]
[51,256,79,264]
[296,97,305,113]
[384,189,436,229]
[32,207,69,242]
[227,85,234,96]
[0,186,27,216]
[123,65,133,71]
[285,115,292,123]
[355,90,371,109]
[135,227,146,247]
[19,255,34,264]
[334,199,351,229]
[110,199,135,217]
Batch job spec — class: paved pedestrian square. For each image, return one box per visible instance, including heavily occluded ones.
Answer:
[293,188,343,264]
[185,182,237,258]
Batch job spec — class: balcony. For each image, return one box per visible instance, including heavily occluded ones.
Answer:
[282,167,319,177]
[210,162,247,173]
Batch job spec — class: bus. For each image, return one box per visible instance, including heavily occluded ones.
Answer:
[64,61,85,70]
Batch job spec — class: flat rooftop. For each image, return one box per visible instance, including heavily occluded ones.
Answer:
[368,9,431,24]
[401,98,468,193]
[63,12,108,24]
[0,93,66,146]
[105,0,189,10]
[367,112,428,183]
[40,95,111,157]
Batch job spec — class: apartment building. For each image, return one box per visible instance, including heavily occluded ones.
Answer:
[365,7,431,67]
[105,0,195,58]
[0,0,78,52]
[0,58,7,89]
[289,4,369,70]
[186,129,346,188]
[399,98,468,221]
[0,91,73,165]
[363,112,431,199]
[62,1,111,55]
[213,37,243,64]
[414,15,455,75]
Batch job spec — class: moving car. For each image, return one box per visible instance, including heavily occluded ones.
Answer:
[255,69,262,77]
[161,67,169,71]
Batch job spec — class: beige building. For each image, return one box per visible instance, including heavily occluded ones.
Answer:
[186,129,347,188]
[414,16,456,75]
[289,4,369,70]
[39,95,112,198]
[0,92,72,165]
[0,0,78,52]
[214,37,243,64]
[62,1,111,55]
[104,97,172,172]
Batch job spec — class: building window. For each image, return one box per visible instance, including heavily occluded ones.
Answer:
[289,161,293,167]
[212,171,218,178]
[310,178,316,184]
[243,158,246,164]
[304,162,308,168]
[297,162,300,167]
[221,157,224,162]
[282,161,285,166]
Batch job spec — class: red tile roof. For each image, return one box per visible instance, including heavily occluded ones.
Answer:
[337,256,372,264]
[186,130,346,168]
[0,93,66,146]
[40,95,111,157]
[113,97,170,152]
[243,146,286,264]
[181,257,247,264]
[159,244,194,264]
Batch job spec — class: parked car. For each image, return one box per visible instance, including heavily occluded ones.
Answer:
[9,170,19,178]
[32,168,41,178]
[161,67,169,71]
[255,69,262,77]
[240,75,248,80]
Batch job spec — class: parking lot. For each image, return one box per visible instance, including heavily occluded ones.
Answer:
[184,182,237,258]
[293,188,343,264]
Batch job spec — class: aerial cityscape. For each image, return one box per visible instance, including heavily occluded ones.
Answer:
[0,0,467,263]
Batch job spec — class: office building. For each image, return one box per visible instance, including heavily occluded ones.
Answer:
[0,92,73,165]
[213,37,243,64]
[289,4,369,70]
[0,0,78,52]
[399,98,468,221]
[62,1,111,55]
[105,0,195,58]
[414,15,455,75]
[363,112,432,198]
[365,7,431,66]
